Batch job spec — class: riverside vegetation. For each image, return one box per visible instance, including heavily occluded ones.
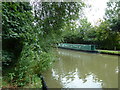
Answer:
[2,2,84,88]
[2,1,120,88]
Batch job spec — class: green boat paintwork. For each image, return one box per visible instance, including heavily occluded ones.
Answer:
[58,43,96,51]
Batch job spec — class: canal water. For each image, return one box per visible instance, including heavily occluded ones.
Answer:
[43,48,118,88]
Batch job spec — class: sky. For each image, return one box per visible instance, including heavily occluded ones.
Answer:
[84,0,109,26]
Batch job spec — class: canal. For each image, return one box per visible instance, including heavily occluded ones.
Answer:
[43,48,118,88]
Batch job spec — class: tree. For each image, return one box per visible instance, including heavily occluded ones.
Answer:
[2,2,85,87]
[33,2,85,47]
[103,1,120,49]
[104,2,120,32]
[2,2,33,66]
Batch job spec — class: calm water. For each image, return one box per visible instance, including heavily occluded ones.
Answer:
[43,48,118,88]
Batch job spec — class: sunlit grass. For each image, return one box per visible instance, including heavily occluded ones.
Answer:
[98,50,120,54]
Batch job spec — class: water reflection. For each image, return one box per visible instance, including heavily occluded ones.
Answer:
[43,49,118,88]
[52,68,103,88]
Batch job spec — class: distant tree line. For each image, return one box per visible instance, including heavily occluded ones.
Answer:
[63,2,120,50]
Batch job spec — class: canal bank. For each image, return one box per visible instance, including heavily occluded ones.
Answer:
[59,47,120,56]
[58,43,120,56]
[43,48,118,88]
[97,50,120,56]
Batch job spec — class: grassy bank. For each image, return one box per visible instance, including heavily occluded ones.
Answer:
[97,50,120,55]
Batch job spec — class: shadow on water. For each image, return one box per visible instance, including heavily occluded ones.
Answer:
[43,48,118,88]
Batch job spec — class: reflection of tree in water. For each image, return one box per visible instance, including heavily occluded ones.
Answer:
[52,68,103,88]
[53,49,118,88]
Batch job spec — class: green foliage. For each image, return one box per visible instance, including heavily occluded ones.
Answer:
[105,2,120,32]
[2,1,119,88]
[63,18,94,44]
[2,2,84,87]
[2,2,34,68]
[34,2,84,34]
[63,2,120,50]
[2,50,14,66]
[96,2,120,49]
[2,2,42,87]
[2,2,33,40]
